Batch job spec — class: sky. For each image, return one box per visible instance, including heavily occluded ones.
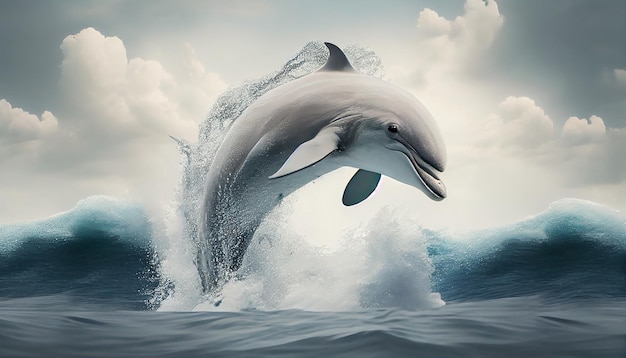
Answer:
[1,0,625,229]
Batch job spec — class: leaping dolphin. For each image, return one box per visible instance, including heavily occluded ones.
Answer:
[198,43,446,291]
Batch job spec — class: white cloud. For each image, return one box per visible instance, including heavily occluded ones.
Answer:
[447,0,503,54]
[562,115,606,144]
[178,43,228,124]
[410,0,503,79]
[478,99,624,187]
[482,96,554,150]
[416,9,451,37]
[59,27,227,140]
[438,96,626,227]
[0,27,228,222]
[477,100,626,192]
[0,99,58,143]
[551,123,626,187]
[614,68,626,86]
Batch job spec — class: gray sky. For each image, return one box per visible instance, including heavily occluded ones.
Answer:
[1,0,625,228]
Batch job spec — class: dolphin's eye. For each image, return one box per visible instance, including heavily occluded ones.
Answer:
[387,124,399,133]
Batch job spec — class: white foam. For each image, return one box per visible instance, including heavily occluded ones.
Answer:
[191,197,444,312]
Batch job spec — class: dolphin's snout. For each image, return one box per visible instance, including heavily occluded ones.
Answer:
[414,160,447,201]
[393,139,446,201]
[399,147,446,200]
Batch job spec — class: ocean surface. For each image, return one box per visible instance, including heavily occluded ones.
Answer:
[1,43,625,357]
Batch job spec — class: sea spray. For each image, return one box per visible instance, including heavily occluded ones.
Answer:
[195,206,443,311]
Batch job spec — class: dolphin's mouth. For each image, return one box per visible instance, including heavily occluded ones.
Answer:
[408,153,447,200]
[392,144,446,201]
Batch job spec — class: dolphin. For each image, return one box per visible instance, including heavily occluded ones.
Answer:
[197,43,446,291]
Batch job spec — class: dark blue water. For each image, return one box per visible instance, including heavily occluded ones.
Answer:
[0,197,156,310]
[1,297,625,358]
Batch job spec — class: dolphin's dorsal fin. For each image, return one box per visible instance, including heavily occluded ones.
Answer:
[318,42,356,73]
[342,169,381,206]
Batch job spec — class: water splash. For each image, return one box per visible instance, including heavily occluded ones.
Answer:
[197,206,443,311]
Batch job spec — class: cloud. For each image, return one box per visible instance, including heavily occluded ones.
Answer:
[0,99,60,180]
[49,27,227,182]
[480,97,619,167]
[59,27,226,141]
[614,68,626,86]
[562,115,606,144]
[479,100,626,189]
[481,96,554,150]
[0,99,58,143]
[412,0,503,78]
[416,9,451,37]
[58,27,227,145]
[553,120,626,187]
[1,27,228,222]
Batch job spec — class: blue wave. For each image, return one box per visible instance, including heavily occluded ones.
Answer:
[431,198,626,302]
[0,196,158,309]
[1,195,624,309]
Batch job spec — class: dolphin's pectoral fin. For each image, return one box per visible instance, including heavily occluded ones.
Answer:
[269,126,340,179]
[342,169,382,206]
